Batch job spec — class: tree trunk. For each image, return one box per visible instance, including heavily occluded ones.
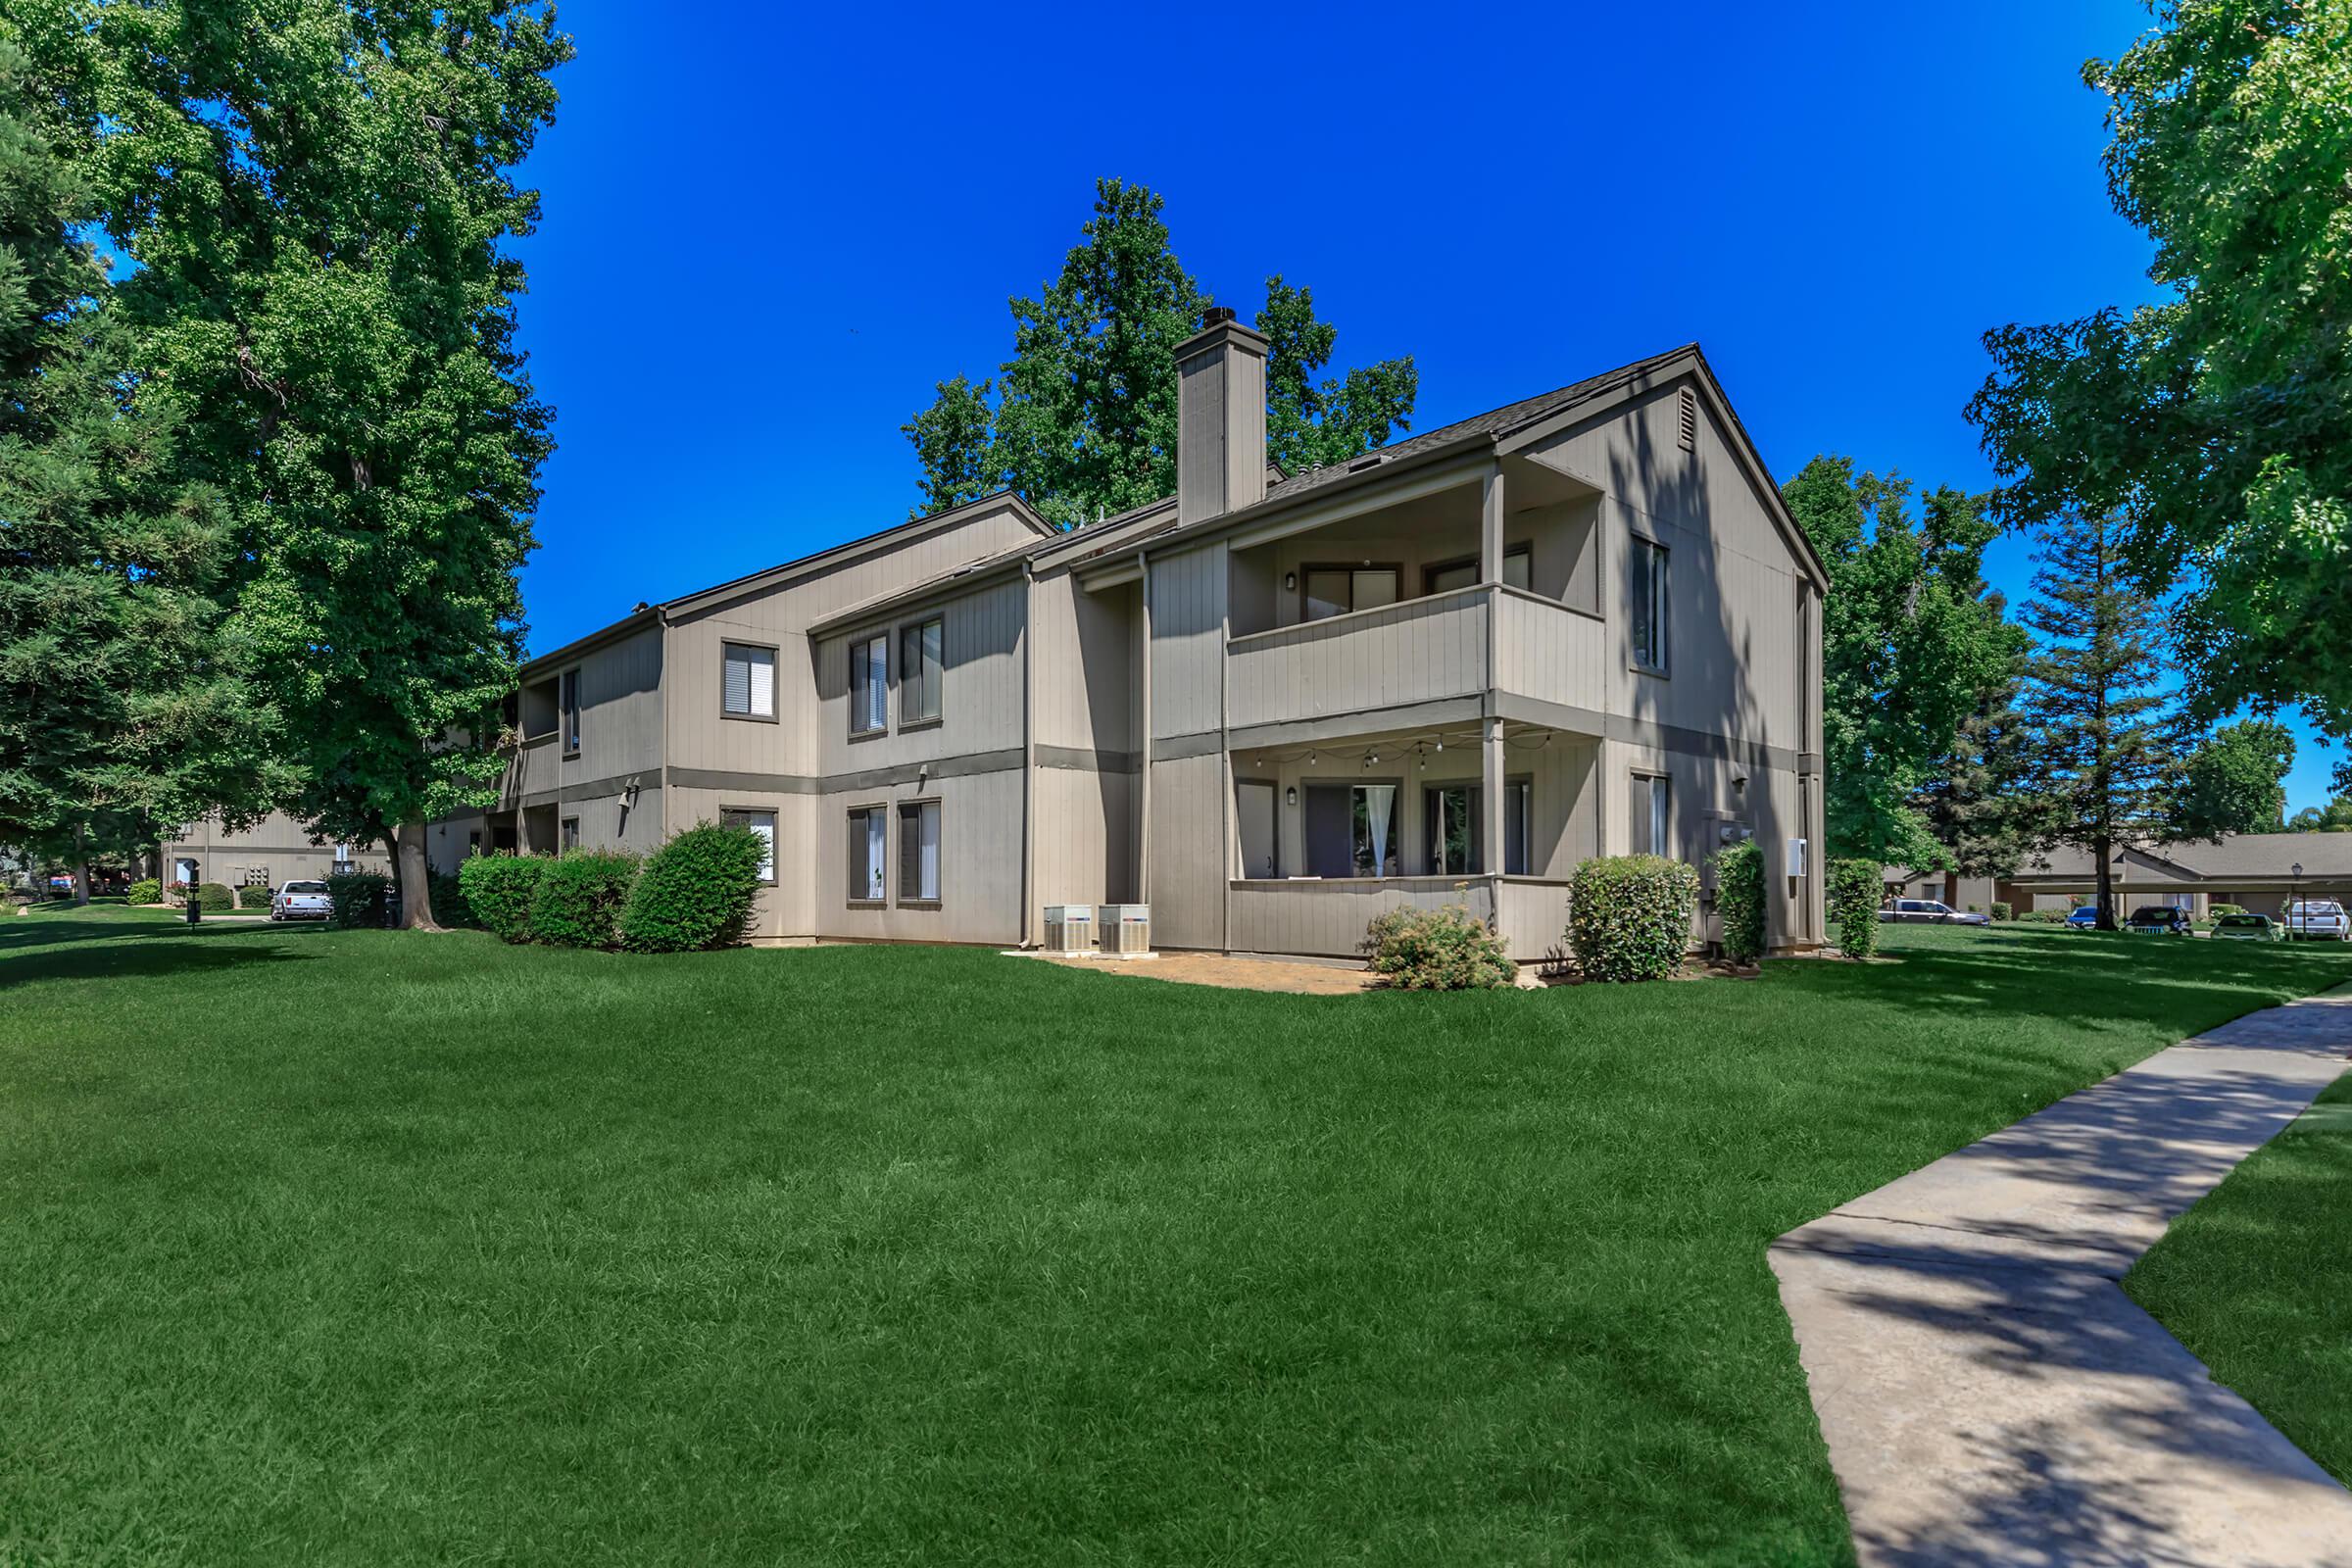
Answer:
[2093,832,2116,930]
[72,823,89,906]
[395,820,443,931]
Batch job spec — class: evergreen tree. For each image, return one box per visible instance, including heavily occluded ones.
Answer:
[61,0,572,927]
[0,32,277,904]
[1915,666,2037,878]
[905,181,1414,526]
[2016,512,2181,929]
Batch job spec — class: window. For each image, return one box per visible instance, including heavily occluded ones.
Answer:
[850,634,888,735]
[847,806,887,903]
[1426,546,1532,596]
[1426,781,1532,874]
[333,843,353,868]
[560,816,579,852]
[1302,783,1399,877]
[900,617,943,725]
[722,808,777,885]
[722,642,776,719]
[1301,565,1400,622]
[560,667,582,755]
[1631,772,1671,858]
[467,831,482,857]
[898,800,941,904]
[1630,536,1668,672]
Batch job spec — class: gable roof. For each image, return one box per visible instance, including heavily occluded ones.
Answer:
[2012,832,2352,883]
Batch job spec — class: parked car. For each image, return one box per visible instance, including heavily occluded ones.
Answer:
[2124,905,2194,935]
[2211,912,2284,943]
[1878,899,1991,926]
[2282,899,2351,942]
[270,880,332,921]
[2065,906,2103,929]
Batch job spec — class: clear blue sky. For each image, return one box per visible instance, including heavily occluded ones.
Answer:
[507,0,2334,813]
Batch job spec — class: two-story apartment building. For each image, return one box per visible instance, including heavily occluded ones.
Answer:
[160,808,391,893]
[428,325,1828,959]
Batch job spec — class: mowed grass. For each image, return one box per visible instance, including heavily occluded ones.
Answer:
[5,912,2350,1566]
[2126,1031,2352,1490]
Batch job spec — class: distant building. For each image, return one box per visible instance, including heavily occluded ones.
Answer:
[1891,833,2352,919]
[159,809,390,893]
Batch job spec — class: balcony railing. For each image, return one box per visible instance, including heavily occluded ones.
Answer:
[1225,584,1602,731]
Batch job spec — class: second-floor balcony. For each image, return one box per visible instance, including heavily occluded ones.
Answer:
[1226,582,1604,734]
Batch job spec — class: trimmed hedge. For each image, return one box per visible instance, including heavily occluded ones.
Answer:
[459,855,549,944]
[1826,859,1882,957]
[1990,901,2014,922]
[2018,907,2066,923]
[1712,839,1767,963]
[190,881,237,913]
[621,822,766,953]
[529,851,641,949]
[1568,855,1700,983]
[234,884,273,911]
[326,870,393,928]
[126,878,162,906]
[1362,899,1515,990]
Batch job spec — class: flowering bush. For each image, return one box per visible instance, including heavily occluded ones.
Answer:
[1362,899,1515,990]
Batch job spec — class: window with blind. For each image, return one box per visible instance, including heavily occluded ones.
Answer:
[847,806,887,903]
[897,800,941,904]
[560,817,579,852]
[721,642,776,719]
[559,667,582,755]
[1426,546,1532,596]
[1631,536,1668,672]
[850,634,888,735]
[899,617,943,724]
[722,808,777,885]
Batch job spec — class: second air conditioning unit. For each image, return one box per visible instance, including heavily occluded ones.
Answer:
[1097,904,1151,956]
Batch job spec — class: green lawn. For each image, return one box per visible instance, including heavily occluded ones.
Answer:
[2126,1050,2352,1490]
[5,912,2350,1566]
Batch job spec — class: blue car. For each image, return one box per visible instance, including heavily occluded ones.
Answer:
[2066,906,2101,929]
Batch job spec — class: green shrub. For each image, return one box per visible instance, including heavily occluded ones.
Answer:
[1711,839,1767,963]
[2018,908,2066,924]
[325,870,393,928]
[459,855,550,944]
[1990,901,2014,922]
[2211,903,2247,917]
[530,851,640,949]
[621,822,766,953]
[1362,899,1515,990]
[1568,855,1700,983]
[125,878,162,906]
[192,881,236,913]
[1826,859,1882,957]
[427,869,476,929]
[233,884,273,911]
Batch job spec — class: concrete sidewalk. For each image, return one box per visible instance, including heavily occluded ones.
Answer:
[1771,989,2352,1567]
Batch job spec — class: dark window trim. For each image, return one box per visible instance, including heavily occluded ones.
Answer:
[719,805,780,886]
[1628,531,1670,678]
[899,615,945,727]
[896,796,943,907]
[1298,562,1405,624]
[846,801,889,906]
[719,639,781,724]
[1420,542,1533,597]
[560,815,580,852]
[1630,768,1671,858]
[848,631,890,739]
[1234,776,1280,878]
[1423,772,1535,875]
[559,666,583,758]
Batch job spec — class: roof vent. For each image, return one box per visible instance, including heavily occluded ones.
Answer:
[1678,387,1697,453]
[1349,453,1385,471]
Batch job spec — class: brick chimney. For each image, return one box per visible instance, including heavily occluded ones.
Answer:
[1174,306,1268,524]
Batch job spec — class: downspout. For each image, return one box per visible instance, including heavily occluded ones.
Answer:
[657,605,673,843]
[1137,549,1152,906]
[1020,559,1038,949]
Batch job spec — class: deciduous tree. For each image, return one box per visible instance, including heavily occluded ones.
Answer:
[2177,717,2293,839]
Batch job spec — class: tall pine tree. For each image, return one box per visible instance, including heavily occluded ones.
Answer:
[62,0,572,927]
[2016,512,2181,928]
[0,31,277,902]
[1915,666,2037,879]
[905,181,1414,526]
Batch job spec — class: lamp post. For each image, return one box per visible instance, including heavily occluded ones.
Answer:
[2290,861,2303,936]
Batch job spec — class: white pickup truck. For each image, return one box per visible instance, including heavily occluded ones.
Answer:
[2283,899,2351,942]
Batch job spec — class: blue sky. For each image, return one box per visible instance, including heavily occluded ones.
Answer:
[506,0,2334,812]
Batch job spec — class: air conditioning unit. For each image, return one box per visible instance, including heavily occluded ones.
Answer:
[1042,905,1095,953]
[1098,904,1151,956]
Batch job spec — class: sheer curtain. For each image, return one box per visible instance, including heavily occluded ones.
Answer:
[1363,785,1396,878]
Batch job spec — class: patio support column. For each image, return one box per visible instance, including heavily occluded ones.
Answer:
[1482,715,1504,876]
[1480,457,1504,582]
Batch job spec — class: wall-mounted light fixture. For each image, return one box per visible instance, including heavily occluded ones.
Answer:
[1284,570,1297,593]
[1732,769,1749,794]
[1285,786,1298,808]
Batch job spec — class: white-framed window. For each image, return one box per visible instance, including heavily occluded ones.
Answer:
[899,617,943,725]
[560,667,582,755]
[721,642,776,719]
[847,805,887,902]
[721,808,777,885]
[1631,771,1671,858]
[1631,536,1668,673]
[897,800,941,904]
[850,635,888,736]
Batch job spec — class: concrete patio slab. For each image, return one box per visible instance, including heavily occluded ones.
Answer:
[1770,987,2352,1567]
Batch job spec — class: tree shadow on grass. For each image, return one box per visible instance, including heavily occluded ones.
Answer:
[0,916,323,989]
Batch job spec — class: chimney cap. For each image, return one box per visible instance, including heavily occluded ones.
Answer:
[1201,305,1236,327]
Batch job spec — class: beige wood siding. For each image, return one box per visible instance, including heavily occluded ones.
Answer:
[1228,587,1489,729]
[814,767,1022,946]
[1033,762,1137,909]
[1147,541,1226,741]
[812,578,1026,775]
[1144,752,1224,948]
[1229,875,1494,958]
[1494,590,1606,714]
[559,625,663,786]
